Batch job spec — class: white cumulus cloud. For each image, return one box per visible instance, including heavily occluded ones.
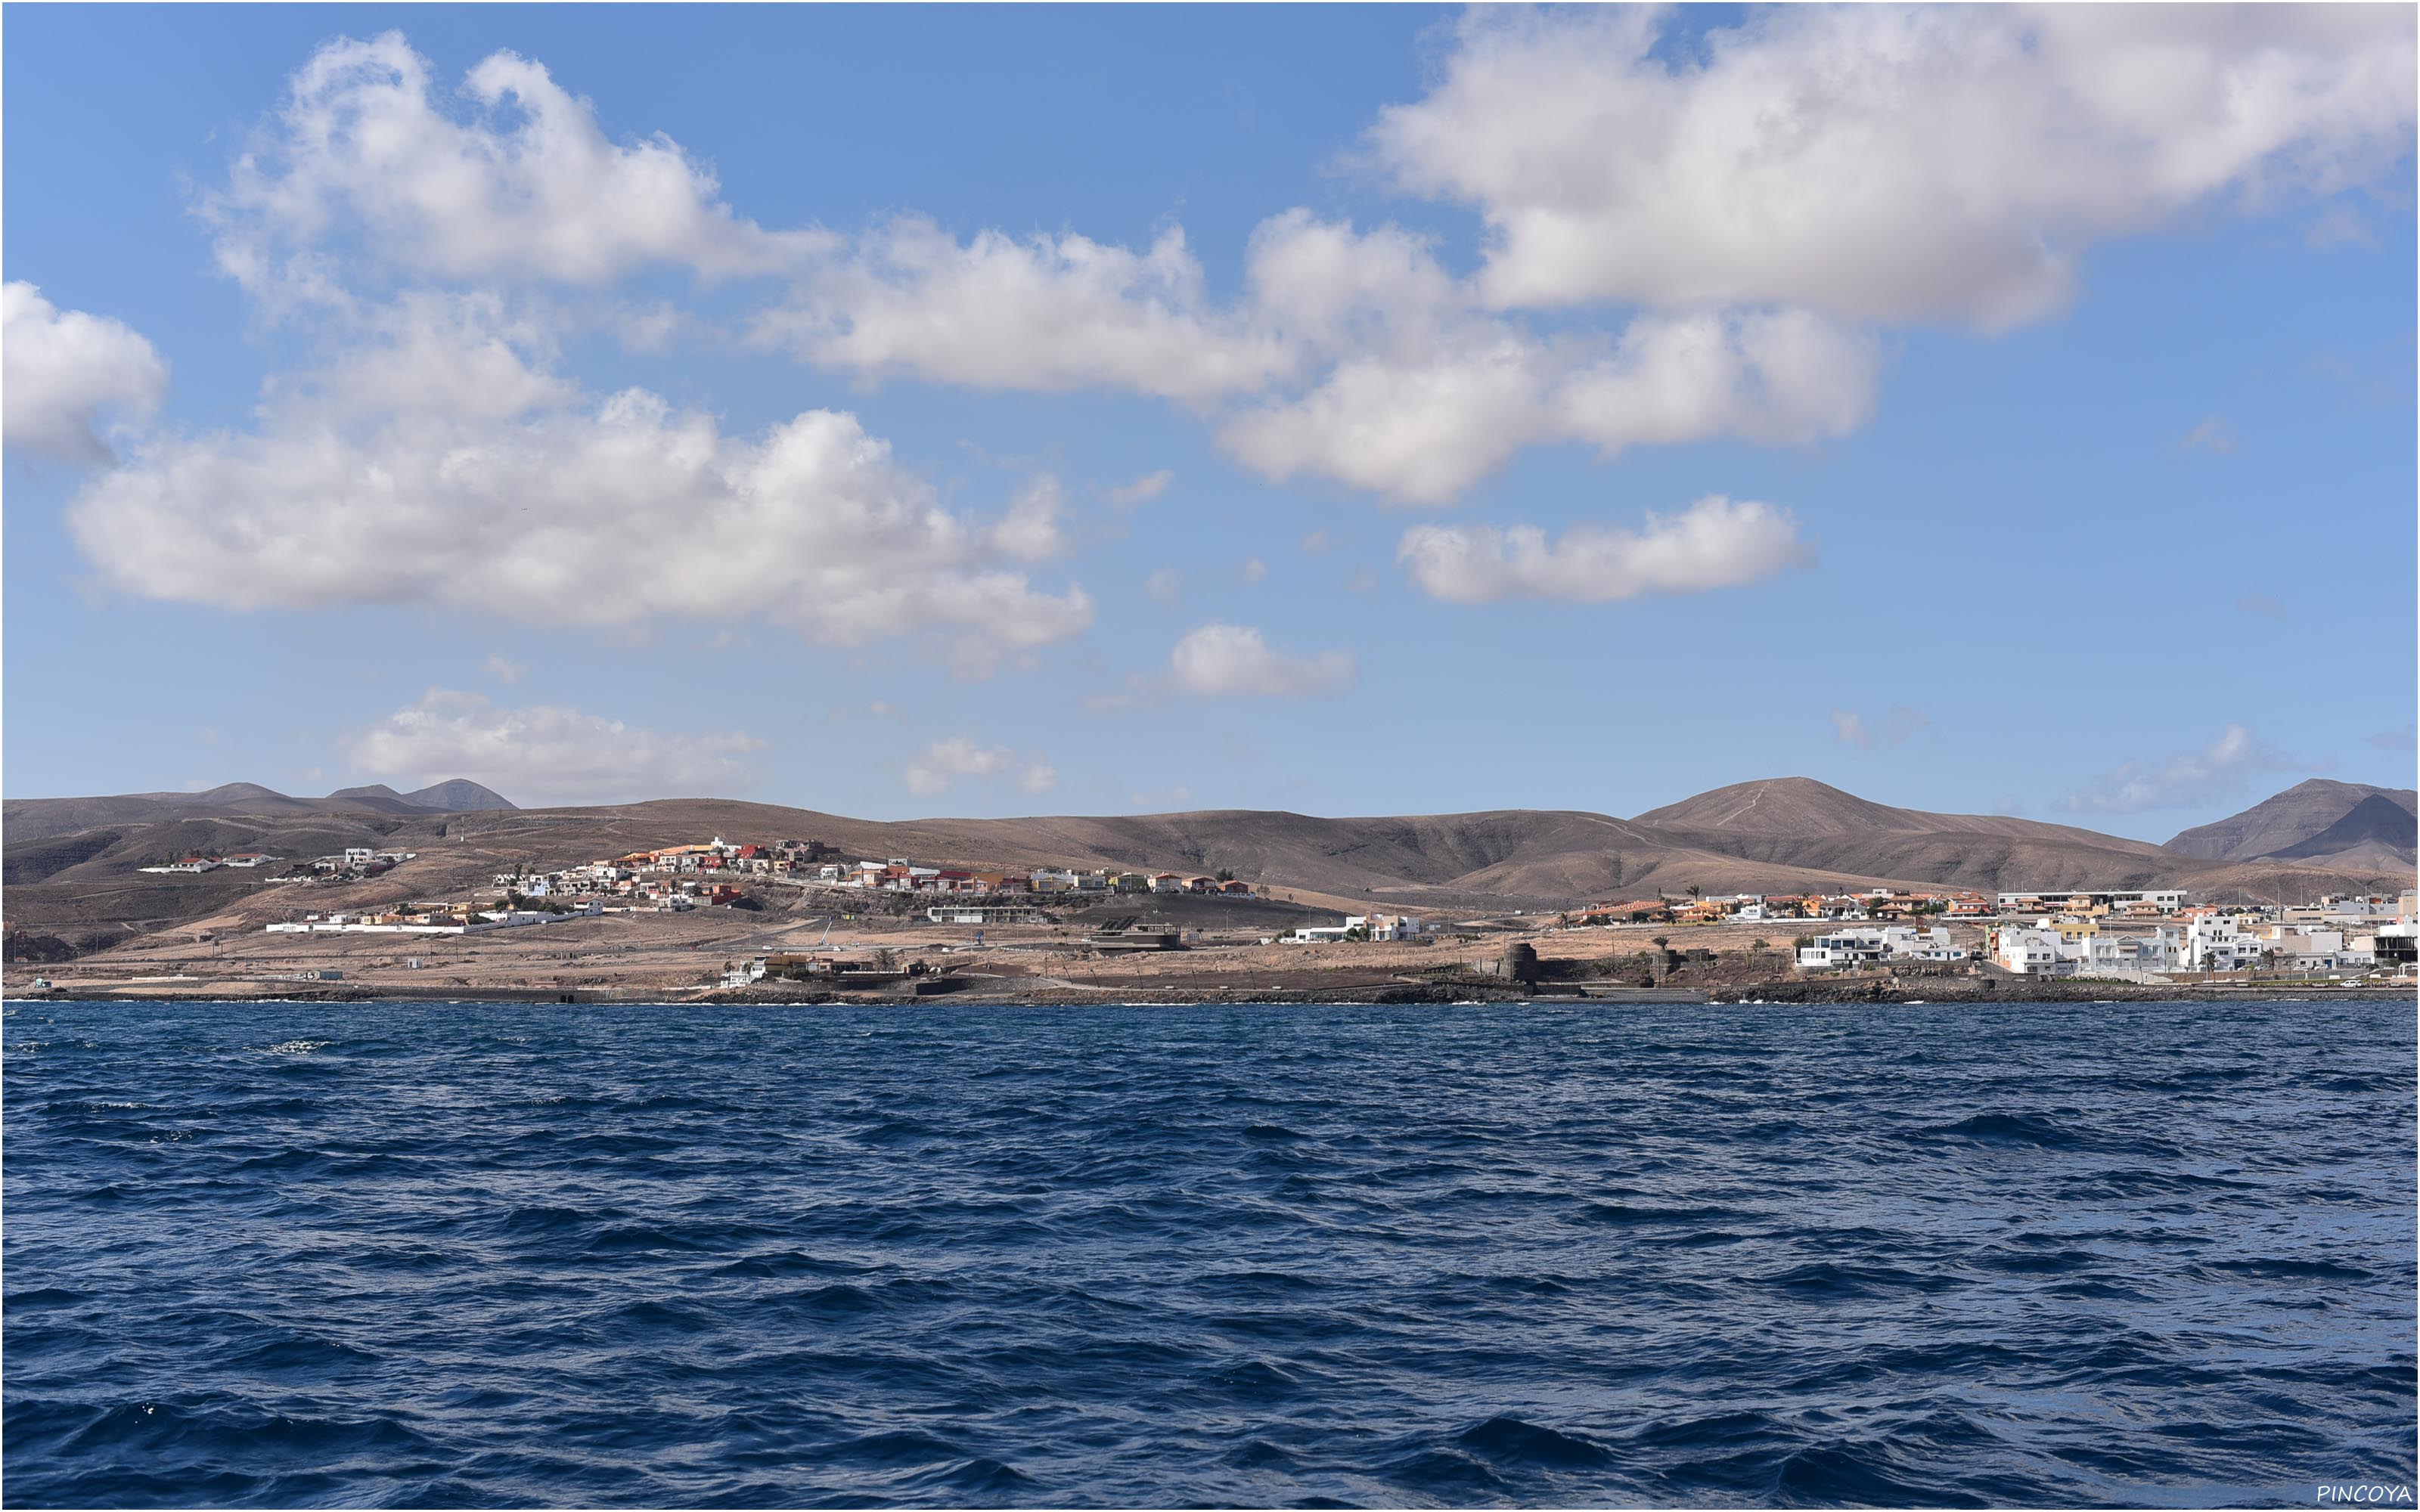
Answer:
[1832,705,1931,751]
[989,474,1071,562]
[758,217,1292,401]
[3,282,169,463]
[2061,723,2299,814]
[1166,623,1354,699]
[1395,496,1810,604]
[1102,468,1174,507]
[1369,6,2417,328]
[65,293,1091,679]
[768,208,1875,504]
[903,736,1056,799]
[1221,305,1874,505]
[343,688,762,807]
[205,32,820,297]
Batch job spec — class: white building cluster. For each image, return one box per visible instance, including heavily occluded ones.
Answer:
[1281,913,1429,943]
[268,900,604,935]
[139,851,282,874]
[1990,924,2185,977]
[1789,889,2416,982]
[1795,925,1969,970]
[1987,896,2417,978]
[818,860,1255,898]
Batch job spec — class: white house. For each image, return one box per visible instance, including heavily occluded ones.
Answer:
[1285,915,1376,944]
[1798,929,1891,970]
[2078,928,2182,975]
[721,957,768,989]
[2256,925,2350,971]
[2184,916,2266,971]
[927,901,1047,925]
[1996,888,2188,915]
[1886,925,1967,962]
[1993,928,2074,975]
[2353,921,2416,968]
[1799,925,1965,971]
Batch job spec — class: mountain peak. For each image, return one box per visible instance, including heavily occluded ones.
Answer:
[2167,779,2418,863]
[324,779,515,812]
[405,779,517,812]
[1632,776,1909,834]
[2263,792,2418,863]
[191,781,292,804]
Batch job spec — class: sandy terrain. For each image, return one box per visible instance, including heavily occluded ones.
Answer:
[10,829,2399,1005]
[4,878,1978,1002]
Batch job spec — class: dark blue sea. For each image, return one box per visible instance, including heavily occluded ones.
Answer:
[4,999,2413,1508]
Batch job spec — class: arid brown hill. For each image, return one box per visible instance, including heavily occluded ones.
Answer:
[2261,793,2418,870]
[3,779,514,844]
[1630,776,2180,893]
[2166,779,2417,866]
[6,777,2409,944]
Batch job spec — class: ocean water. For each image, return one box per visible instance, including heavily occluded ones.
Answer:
[3,999,2412,1509]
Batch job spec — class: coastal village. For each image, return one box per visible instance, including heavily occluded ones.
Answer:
[7,765,2404,1005]
[45,832,2406,1001]
[6,764,2397,1006]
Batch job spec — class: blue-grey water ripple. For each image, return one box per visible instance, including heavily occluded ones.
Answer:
[3,999,2412,1507]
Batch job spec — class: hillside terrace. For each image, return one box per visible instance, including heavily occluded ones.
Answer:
[1575,888,1994,926]
[273,835,1277,941]
[137,852,285,874]
[564,836,1266,903]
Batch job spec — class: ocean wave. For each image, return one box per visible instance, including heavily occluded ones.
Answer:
[2,996,2410,1507]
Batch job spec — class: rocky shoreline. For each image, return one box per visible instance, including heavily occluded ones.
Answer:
[10,978,2409,1007]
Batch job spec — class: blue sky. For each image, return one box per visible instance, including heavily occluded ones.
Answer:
[5,4,2413,838]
